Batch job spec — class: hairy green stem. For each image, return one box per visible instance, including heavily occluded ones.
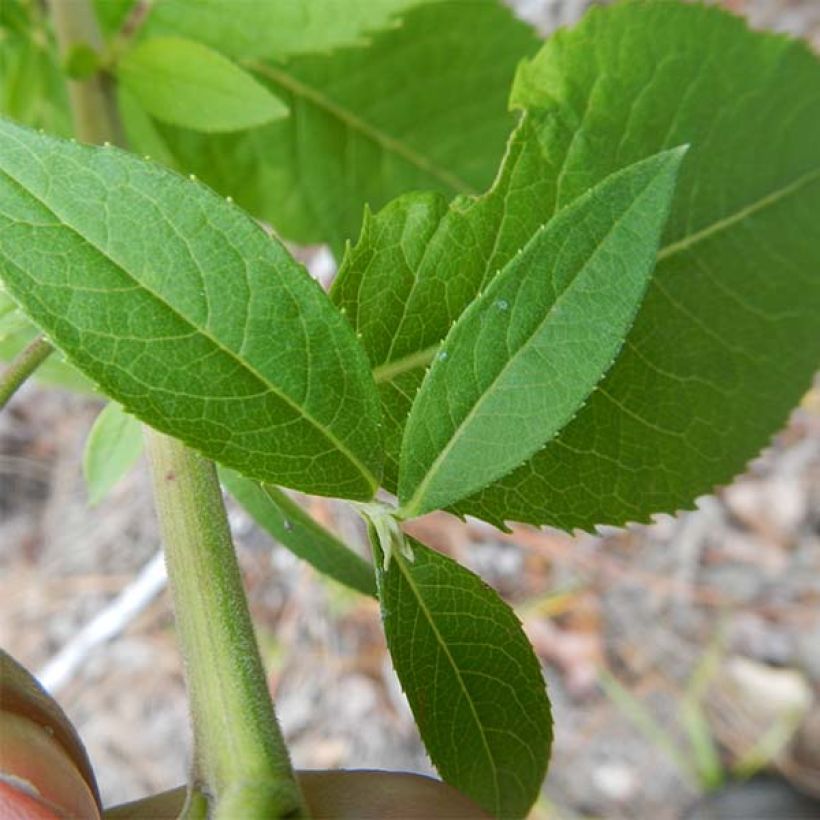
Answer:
[144,430,308,819]
[0,336,54,410]
[48,0,123,145]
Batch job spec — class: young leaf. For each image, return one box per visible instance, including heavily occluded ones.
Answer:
[398,149,686,518]
[338,1,820,530]
[148,0,539,248]
[83,401,143,506]
[117,36,288,132]
[141,0,439,60]
[374,533,552,818]
[220,467,376,598]
[0,119,382,500]
[332,111,562,488]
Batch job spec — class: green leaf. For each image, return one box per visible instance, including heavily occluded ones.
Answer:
[63,43,100,80]
[117,36,288,133]
[332,111,562,488]
[141,0,439,59]
[0,286,24,334]
[339,1,820,530]
[83,401,143,505]
[220,467,376,598]
[92,0,135,37]
[151,0,539,247]
[116,85,179,170]
[398,149,686,518]
[0,118,382,499]
[374,533,552,818]
[466,0,820,530]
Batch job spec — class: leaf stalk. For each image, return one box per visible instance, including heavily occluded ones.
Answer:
[0,336,54,411]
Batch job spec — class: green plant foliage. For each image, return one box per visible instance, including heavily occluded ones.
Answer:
[0,119,383,499]
[397,149,685,517]
[83,401,143,505]
[63,43,100,80]
[0,1,71,136]
[141,0,438,59]
[91,0,134,37]
[220,468,377,598]
[374,533,552,818]
[339,0,820,530]
[116,86,179,169]
[143,0,539,248]
[117,36,288,133]
[0,288,25,335]
[468,0,820,530]
[331,111,560,487]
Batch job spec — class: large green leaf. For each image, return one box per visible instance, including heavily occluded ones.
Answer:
[220,468,377,598]
[338,0,820,530]
[117,36,288,133]
[398,149,685,518]
[0,119,382,499]
[146,0,539,248]
[141,0,439,60]
[374,533,552,818]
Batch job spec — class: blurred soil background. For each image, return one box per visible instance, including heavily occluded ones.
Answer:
[2,1,820,818]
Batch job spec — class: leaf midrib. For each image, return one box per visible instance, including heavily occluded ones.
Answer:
[0,151,378,494]
[657,166,820,260]
[379,166,820,390]
[391,550,501,815]
[249,60,478,195]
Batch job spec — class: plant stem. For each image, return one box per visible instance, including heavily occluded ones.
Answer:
[47,0,123,145]
[144,430,309,819]
[0,337,54,411]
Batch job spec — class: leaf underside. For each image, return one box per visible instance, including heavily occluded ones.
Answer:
[337,0,820,531]
[375,533,552,818]
[0,120,382,500]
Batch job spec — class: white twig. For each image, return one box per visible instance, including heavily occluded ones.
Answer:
[37,551,167,695]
